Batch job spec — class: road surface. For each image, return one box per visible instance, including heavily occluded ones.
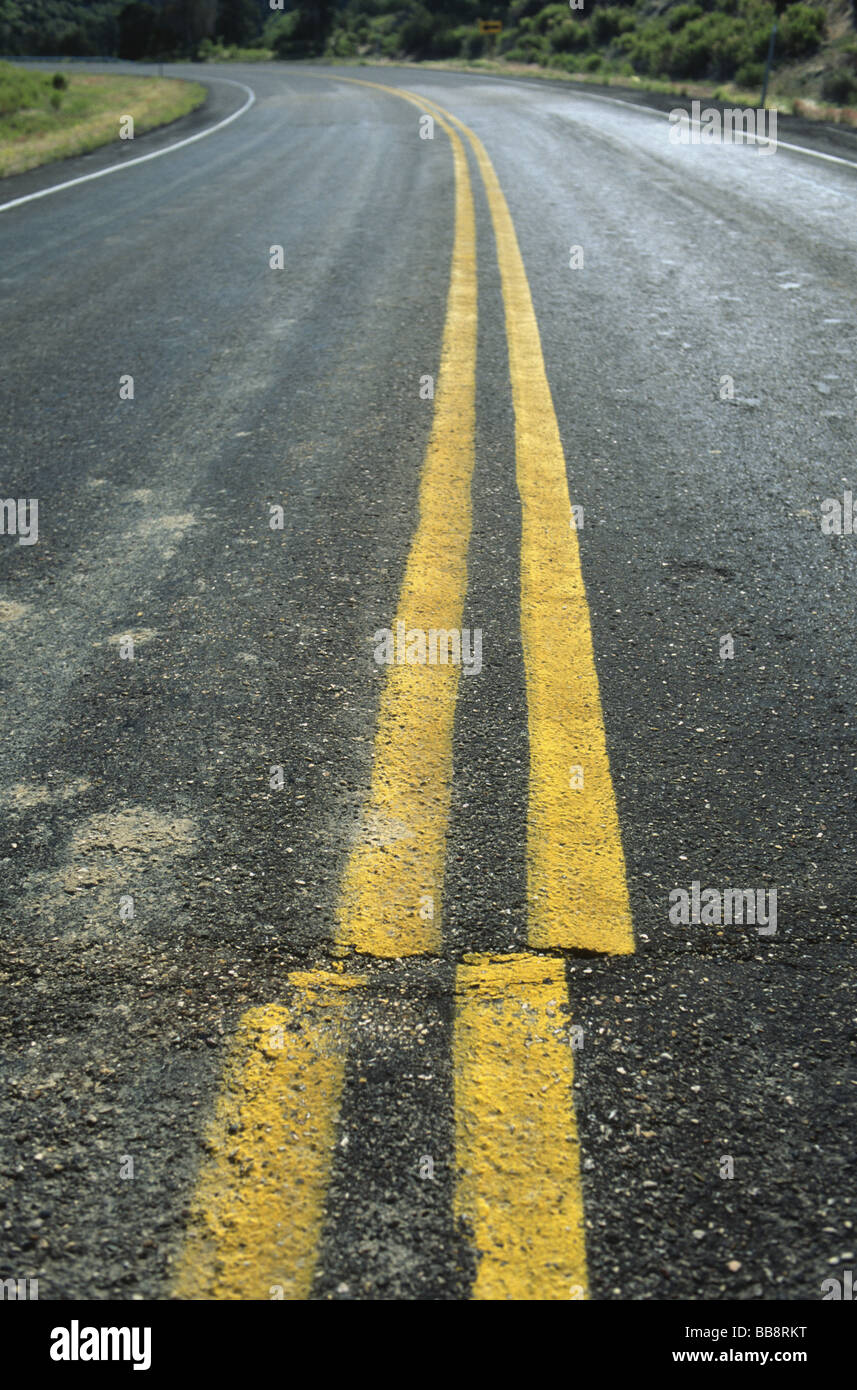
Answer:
[1,61,856,1302]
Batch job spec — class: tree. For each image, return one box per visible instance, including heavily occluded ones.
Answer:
[267,2,333,56]
[118,1,159,58]
[217,0,260,45]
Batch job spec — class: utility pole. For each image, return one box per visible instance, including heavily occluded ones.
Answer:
[761,0,787,109]
[760,20,777,108]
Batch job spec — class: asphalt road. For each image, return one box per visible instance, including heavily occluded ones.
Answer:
[1,60,856,1303]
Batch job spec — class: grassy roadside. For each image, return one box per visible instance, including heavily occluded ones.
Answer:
[0,64,206,178]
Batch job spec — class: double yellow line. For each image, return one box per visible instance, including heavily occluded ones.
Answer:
[174,79,633,1302]
[337,79,633,960]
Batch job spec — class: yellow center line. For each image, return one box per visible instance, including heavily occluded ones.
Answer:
[335,79,636,1302]
[172,974,363,1301]
[335,82,478,958]
[405,87,634,956]
[175,87,479,1299]
[454,953,587,1300]
[177,75,636,1304]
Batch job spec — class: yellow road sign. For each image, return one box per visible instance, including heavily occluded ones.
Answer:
[478,19,503,33]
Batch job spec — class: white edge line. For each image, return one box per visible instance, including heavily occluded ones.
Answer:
[501,75,857,170]
[0,76,256,214]
[402,64,857,171]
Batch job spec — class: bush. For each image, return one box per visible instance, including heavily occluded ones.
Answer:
[0,61,56,117]
[358,13,400,57]
[667,11,756,81]
[518,3,561,34]
[590,8,628,43]
[398,5,437,57]
[778,3,824,60]
[264,8,324,59]
[551,18,592,52]
[459,28,488,60]
[667,4,704,31]
[501,33,550,62]
[325,28,357,58]
[503,45,539,62]
[821,69,857,104]
[49,91,62,110]
[624,28,675,78]
[52,72,68,90]
[735,61,764,86]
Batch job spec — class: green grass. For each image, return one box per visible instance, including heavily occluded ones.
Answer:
[0,63,206,177]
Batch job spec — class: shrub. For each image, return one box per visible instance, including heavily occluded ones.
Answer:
[778,3,824,60]
[821,69,857,104]
[398,5,437,57]
[459,28,488,60]
[529,3,571,34]
[428,28,466,58]
[590,7,628,43]
[777,3,822,59]
[0,62,51,116]
[503,45,541,62]
[326,28,357,58]
[502,33,549,62]
[624,28,675,78]
[667,11,755,81]
[735,60,764,86]
[552,18,592,52]
[667,5,703,31]
[52,72,68,90]
[263,8,325,59]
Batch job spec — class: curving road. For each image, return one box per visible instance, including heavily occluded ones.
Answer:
[1,61,857,1303]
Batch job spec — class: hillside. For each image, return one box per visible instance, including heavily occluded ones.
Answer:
[0,0,855,107]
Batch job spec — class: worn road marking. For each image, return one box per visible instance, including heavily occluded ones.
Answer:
[176,85,478,1304]
[409,87,634,955]
[177,77,635,1303]
[336,85,477,957]
[173,973,362,1301]
[454,954,587,1299]
[343,81,636,1301]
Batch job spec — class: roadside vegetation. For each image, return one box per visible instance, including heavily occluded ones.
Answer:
[1,0,856,119]
[0,61,205,176]
[260,0,855,112]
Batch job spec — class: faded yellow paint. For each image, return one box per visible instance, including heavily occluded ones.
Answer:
[454,954,587,1300]
[335,85,478,957]
[401,89,634,954]
[173,975,362,1301]
[176,77,636,1305]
